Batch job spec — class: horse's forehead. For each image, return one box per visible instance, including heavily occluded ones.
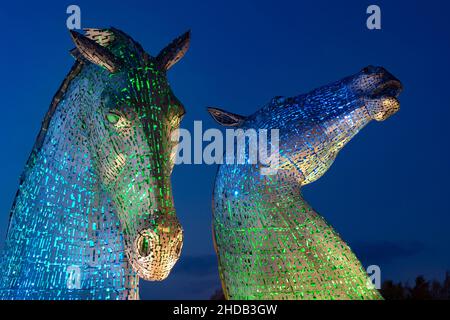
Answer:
[100,59,183,120]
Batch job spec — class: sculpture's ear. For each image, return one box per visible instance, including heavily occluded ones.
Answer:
[207,107,247,127]
[69,30,122,73]
[156,30,190,71]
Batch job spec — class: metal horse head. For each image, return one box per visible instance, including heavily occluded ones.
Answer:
[70,28,189,281]
[208,66,402,299]
[209,66,402,185]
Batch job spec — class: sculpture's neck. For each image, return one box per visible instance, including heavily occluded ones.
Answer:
[215,164,304,209]
[321,105,372,153]
[298,104,372,186]
[0,70,138,300]
[213,164,381,300]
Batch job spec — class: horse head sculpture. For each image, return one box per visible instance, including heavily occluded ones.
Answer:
[0,28,190,299]
[208,66,402,299]
[70,28,189,281]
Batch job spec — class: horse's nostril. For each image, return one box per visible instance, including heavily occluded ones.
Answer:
[137,236,152,257]
[175,238,183,256]
[362,65,384,75]
[136,231,158,257]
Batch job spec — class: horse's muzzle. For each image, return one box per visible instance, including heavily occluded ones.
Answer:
[130,219,183,281]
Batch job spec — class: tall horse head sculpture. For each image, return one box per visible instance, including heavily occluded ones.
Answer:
[208,66,402,300]
[0,28,190,299]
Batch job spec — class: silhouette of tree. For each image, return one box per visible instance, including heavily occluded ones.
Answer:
[380,280,406,300]
[442,271,450,299]
[380,271,450,300]
[409,276,432,300]
[430,280,443,299]
[211,272,450,300]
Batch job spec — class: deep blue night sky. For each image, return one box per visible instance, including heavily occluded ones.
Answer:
[0,0,449,299]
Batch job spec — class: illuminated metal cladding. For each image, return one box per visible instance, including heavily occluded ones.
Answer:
[0,28,189,300]
[209,66,402,300]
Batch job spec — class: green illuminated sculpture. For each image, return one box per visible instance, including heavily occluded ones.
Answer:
[0,28,189,299]
[208,66,402,300]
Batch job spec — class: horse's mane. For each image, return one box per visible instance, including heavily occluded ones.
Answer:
[9,28,148,225]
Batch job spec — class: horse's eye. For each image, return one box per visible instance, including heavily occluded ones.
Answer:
[106,112,121,125]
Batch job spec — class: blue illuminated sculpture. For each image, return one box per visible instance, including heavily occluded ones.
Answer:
[208,66,402,299]
[0,28,190,299]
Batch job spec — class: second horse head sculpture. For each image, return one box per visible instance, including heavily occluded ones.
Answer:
[208,66,402,300]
